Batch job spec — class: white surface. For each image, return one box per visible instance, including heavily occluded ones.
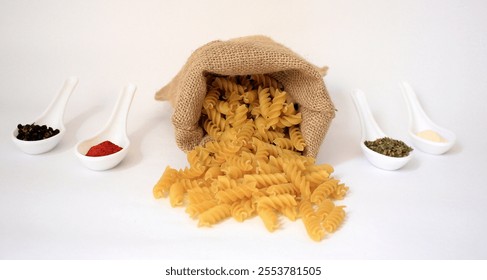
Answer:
[1,0,487,259]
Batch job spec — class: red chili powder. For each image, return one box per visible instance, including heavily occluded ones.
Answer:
[86,140,123,157]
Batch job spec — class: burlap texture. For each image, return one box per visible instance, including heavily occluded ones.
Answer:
[155,35,335,158]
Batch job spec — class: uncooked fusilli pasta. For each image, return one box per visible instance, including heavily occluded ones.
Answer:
[153,74,348,241]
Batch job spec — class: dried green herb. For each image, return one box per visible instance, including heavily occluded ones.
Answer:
[364,137,413,158]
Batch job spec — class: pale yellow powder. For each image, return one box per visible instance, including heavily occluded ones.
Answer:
[416,130,447,142]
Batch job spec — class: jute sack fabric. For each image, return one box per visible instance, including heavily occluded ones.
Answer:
[155,35,335,158]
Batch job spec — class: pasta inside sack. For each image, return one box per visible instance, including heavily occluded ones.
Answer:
[153,74,348,242]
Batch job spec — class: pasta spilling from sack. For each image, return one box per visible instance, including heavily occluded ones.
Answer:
[153,74,348,241]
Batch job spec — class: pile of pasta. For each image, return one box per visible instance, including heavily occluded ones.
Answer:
[153,74,348,241]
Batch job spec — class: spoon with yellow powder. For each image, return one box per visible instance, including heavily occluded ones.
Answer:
[400,81,456,155]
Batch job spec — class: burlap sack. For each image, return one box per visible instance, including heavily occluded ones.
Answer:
[155,35,335,158]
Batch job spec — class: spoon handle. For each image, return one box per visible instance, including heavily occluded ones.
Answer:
[105,84,137,138]
[39,76,78,126]
[400,81,432,129]
[351,89,385,141]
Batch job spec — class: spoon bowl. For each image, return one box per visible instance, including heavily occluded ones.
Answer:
[75,83,136,171]
[12,77,78,154]
[352,89,413,170]
[400,81,456,155]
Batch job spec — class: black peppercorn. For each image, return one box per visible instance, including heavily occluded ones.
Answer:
[16,123,60,141]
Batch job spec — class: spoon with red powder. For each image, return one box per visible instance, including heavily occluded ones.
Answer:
[85,140,123,157]
[75,84,136,171]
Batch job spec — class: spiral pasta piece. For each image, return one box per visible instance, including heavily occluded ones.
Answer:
[243,173,288,188]
[212,77,245,95]
[204,166,224,180]
[273,137,295,150]
[215,182,258,204]
[266,183,298,196]
[255,160,281,175]
[278,113,302,127]
[235,120,255,146]
[203,89,219,110]
[330,184,349,200]
[192,147,213,167]
[206,108,226,131]
[211,176,238,192]
[257,206,279,232]
[204,119,223,140]
[204,140,241,155]
[282,102,298,116]
[226,94,243,117]
[251,74,281,90]
[281,206,298,221]
[307,163,334,174]
[315,199,335,219]
[322,206,346,233]
[263,130,285,143]
[169,181,185,207]
[253,146,270,163]
[256,194,297,210]
[224,155,253,172]
[285,157,308,171]
[187,188,213,204]
[289,126,306,151]
[231,199,255,222]
[176,178,202,191]
[305,169,331,187]
[265,90,286,129]
[231,104,249,128]
[257,87,271,118]
[221,165,244,179]
[249,116,264,136]
[311,179,339,204]
[179,164,207,180]
[303,214,326,242]
[215,100,231,115]
[186,149,199,167]
[298,199,315,220]
[186,200,218,218]
[243,90,257,104]
[252,137,283,157]
[198,204,232,227]
[153,166,178,198]
[284,164,311,199]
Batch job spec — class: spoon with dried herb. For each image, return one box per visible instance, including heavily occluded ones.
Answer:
[352,89,413,170]
[364,137,413,158]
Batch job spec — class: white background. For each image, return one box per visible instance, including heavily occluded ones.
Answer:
[1,0,486,260]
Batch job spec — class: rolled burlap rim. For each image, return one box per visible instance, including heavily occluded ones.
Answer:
[155,35,335,158]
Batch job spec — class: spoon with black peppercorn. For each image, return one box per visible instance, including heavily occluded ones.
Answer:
[352,89,413,170]
[74,84,136,171]
[12,77,78,154]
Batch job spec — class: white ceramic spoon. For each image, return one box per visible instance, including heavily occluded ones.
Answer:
[12,76,78,154]
[400,81,456,155]
[75,84,136,171]
[352,89,413,170]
